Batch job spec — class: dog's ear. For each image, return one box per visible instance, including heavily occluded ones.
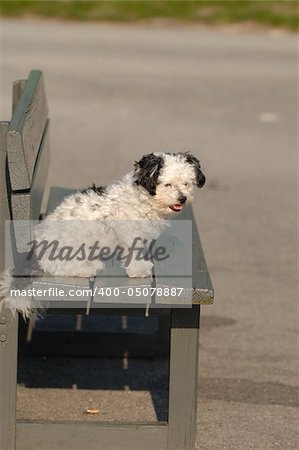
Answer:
[184,154,206,188]
[134,153,164,195]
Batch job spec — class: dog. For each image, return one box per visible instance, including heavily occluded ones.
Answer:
[0,152,205,317]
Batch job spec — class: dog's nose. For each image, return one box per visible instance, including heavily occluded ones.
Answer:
[178,195,187,204]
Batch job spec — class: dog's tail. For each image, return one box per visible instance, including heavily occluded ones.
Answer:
[0,270,40,320]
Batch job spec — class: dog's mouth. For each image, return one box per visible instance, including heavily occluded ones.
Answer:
[169,204,183,212]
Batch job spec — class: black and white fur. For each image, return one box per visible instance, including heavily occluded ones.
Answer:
[0,152,205,316]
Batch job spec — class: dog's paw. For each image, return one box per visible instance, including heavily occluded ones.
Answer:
[125,261,153,278]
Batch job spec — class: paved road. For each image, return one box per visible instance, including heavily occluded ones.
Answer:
[1,19,297,450]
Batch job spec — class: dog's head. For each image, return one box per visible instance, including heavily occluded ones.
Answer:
[134,152,205,214]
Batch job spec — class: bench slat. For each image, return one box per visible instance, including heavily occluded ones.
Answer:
[154,206,214,305]
[0,122,10,224]
[11,120,50,252]
[8,70,48,190]
[93,258,152,307]
[12,79,26,115]
[191,213,214,304]
[16,421,167,450]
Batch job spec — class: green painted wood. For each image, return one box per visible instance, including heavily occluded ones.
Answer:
[7,70,48,190]
[167,306,200,450]
[191,212,214,304]
[8,73,48,254]
[11,119,50,221]
[0,122,10,234]
[154,206,214,305]
[0,121,18,450]
[11,120,50,252]
[93,257,152,308]
[12,80,26,115]
[28,120,50,220]
[16,421,168,450]
[0,310,18,450]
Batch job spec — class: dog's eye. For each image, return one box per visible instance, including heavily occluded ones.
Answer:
[165,183,172,187]
[184,182,189,186]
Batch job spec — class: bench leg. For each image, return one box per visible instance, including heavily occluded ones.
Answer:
[0,309,18,450]
[168,306,200,450]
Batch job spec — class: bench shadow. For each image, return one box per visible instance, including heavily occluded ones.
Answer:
[17,315,169,422]
[17,355,169,421]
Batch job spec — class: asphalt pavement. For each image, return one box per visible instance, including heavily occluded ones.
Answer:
[0,18,297,450]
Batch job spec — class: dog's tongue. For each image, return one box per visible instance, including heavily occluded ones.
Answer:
[169,204,183,212]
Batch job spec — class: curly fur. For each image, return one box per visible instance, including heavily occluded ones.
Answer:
[0,152,205,318]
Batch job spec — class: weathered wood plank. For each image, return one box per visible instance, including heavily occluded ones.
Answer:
[11,119,50,221]
[0,121,18,450]
[28,120,50,220]
[12,79,26,114]
[7,70,48,190]
[11,120,50,252]
[154,206,214,305]
[167,306,200,450]
[93,257,152,308]
[16,421,168,450]
[0,122,10,230]
[191,213,214,304]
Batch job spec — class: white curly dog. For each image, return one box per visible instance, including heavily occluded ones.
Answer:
[0,152,205,317]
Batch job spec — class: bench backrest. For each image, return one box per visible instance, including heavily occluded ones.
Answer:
[0,70,50,253]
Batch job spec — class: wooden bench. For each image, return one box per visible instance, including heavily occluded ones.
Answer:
[0,70,214,450]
